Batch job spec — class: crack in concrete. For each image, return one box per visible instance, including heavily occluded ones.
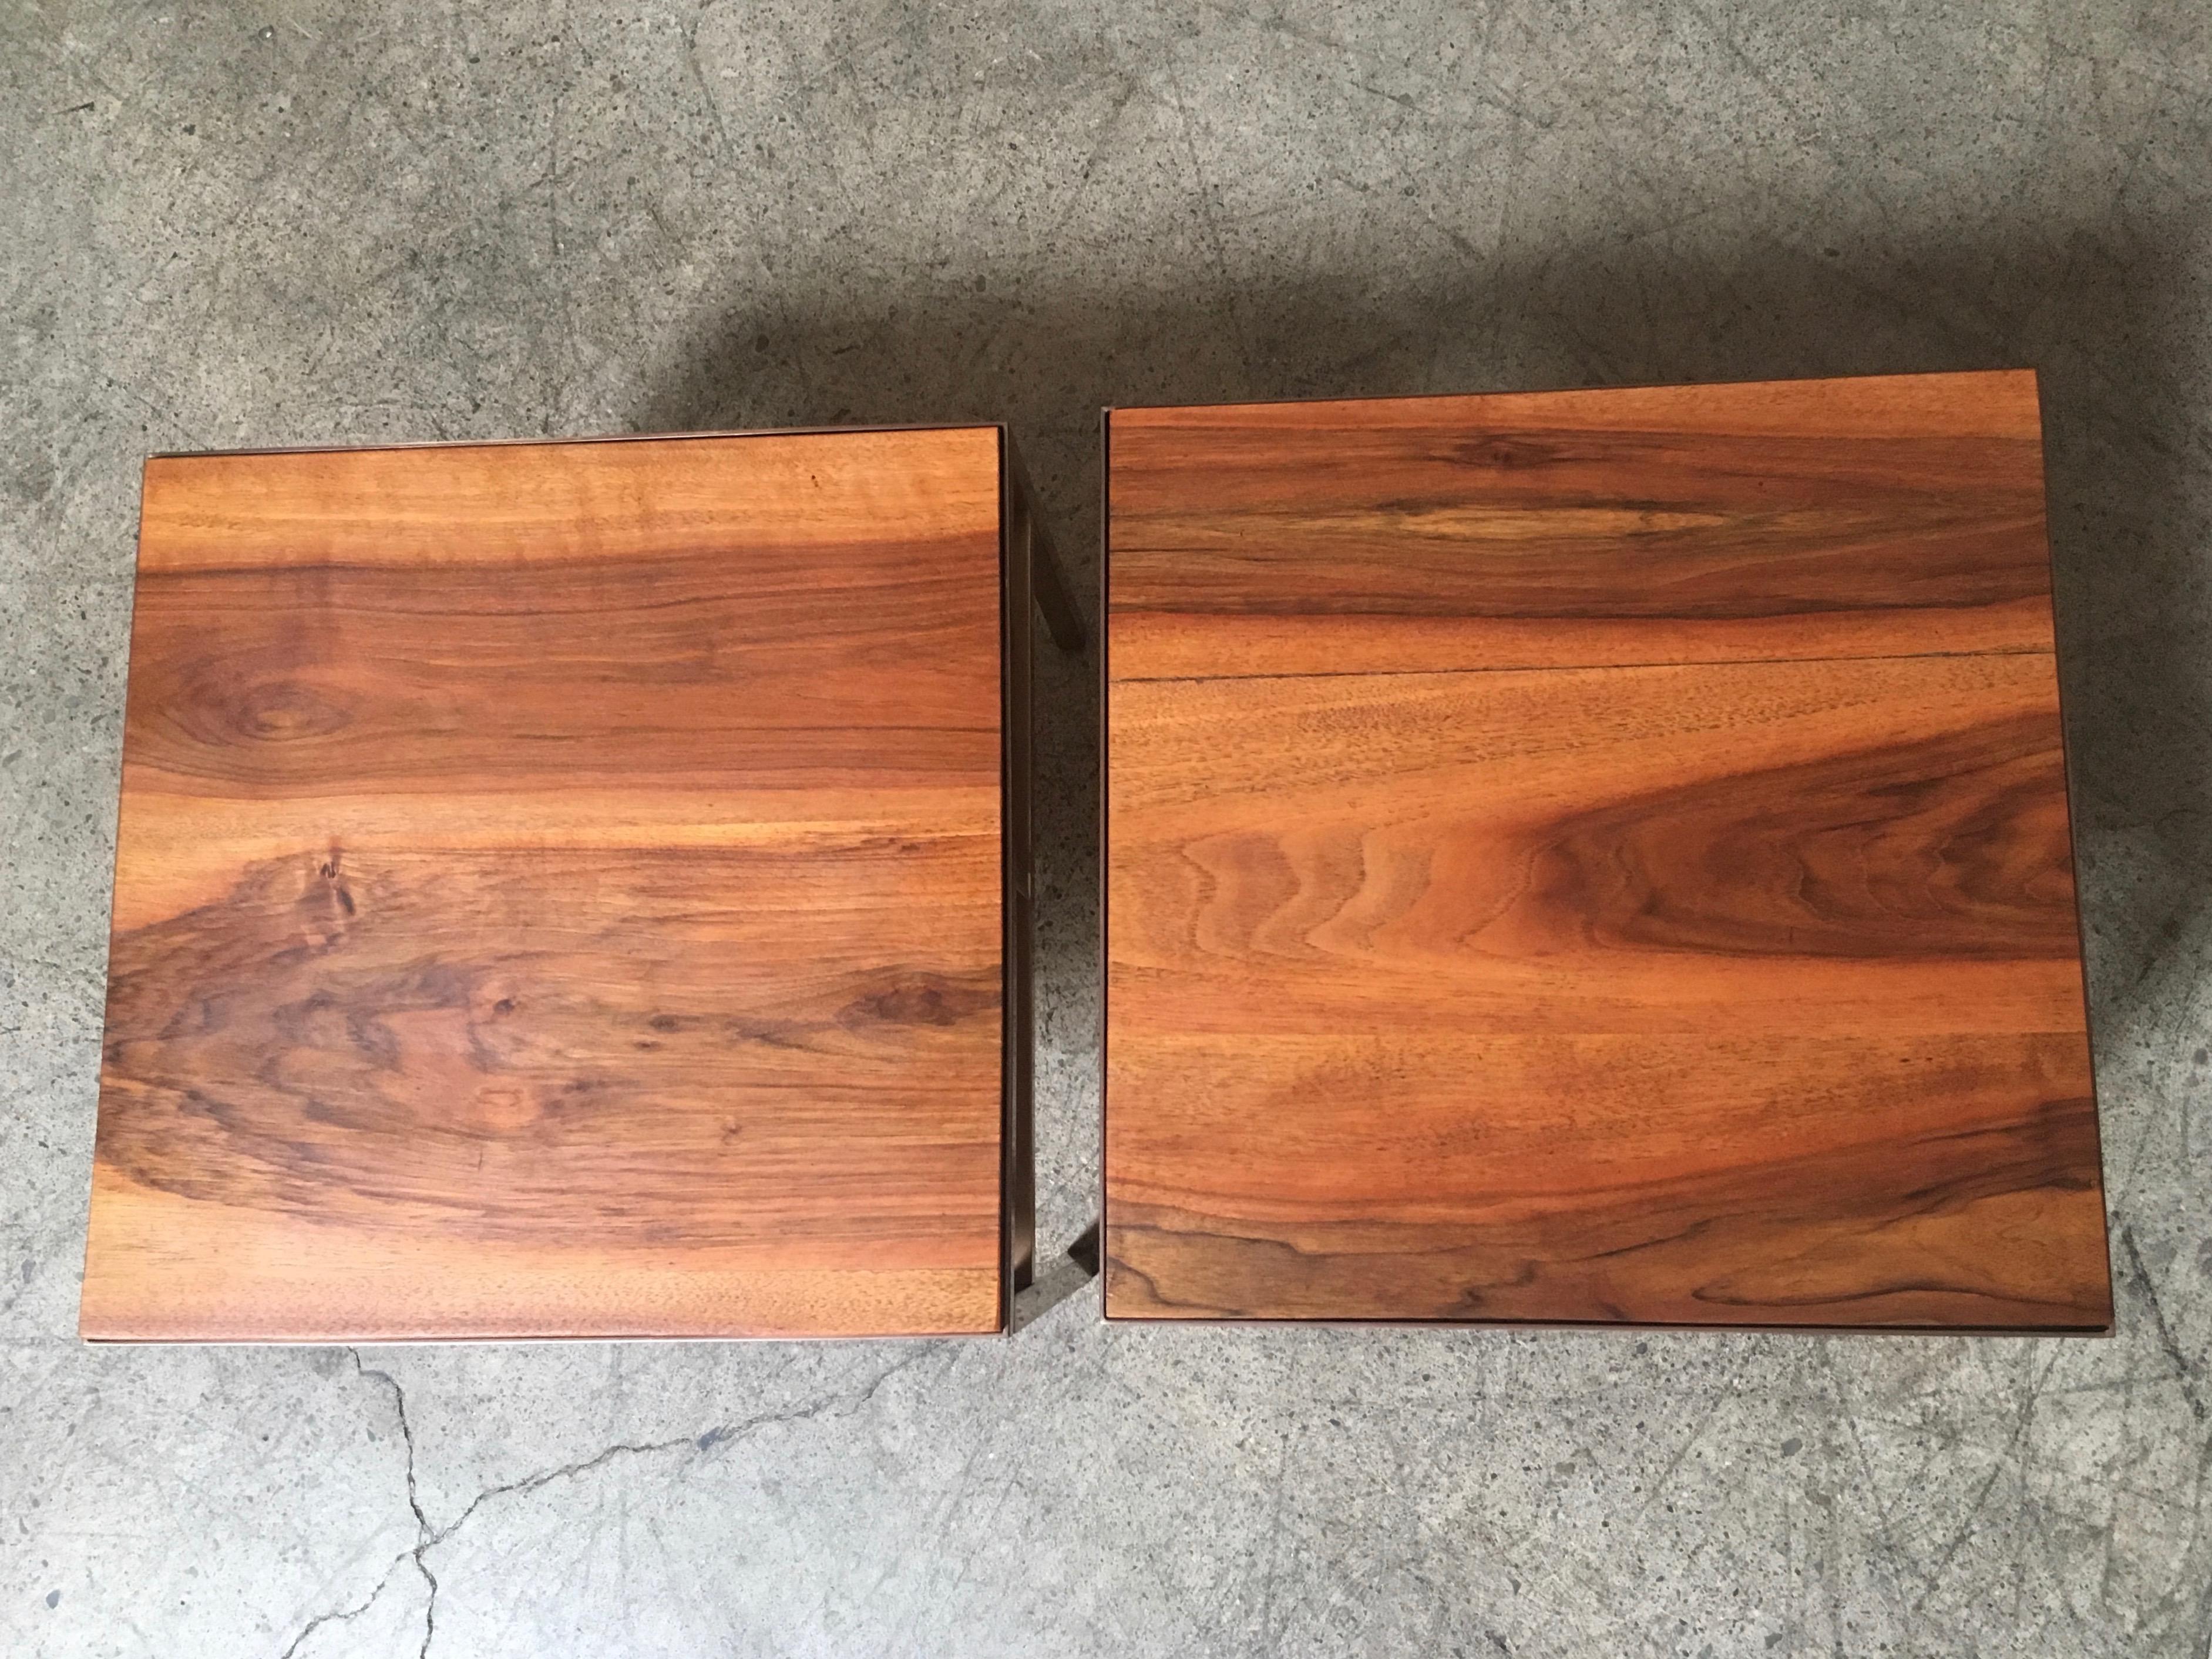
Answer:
[2122,1227,2210,1424]
[348,1351,440,1659]
[274,1553,408,1659]
[273,1346,937,1657]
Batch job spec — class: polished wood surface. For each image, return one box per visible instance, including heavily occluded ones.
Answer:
[84,428,1011,1339]
[1105,371,2110,1329]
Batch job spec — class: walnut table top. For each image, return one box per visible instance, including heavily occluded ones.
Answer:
[1104,371,2110,1331]
[84,427,1028,1341]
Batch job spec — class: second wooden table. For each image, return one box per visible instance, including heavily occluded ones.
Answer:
[1104,371,2110,1331]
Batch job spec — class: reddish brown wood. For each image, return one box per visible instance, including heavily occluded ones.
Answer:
[83,428,1037,1341]
[1105,371,2110,1330]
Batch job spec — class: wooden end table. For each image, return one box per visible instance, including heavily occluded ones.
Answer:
[1104,371,2110,1331]
[82,425,1081,1340]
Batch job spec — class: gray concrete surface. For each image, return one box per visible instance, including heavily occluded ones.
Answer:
[4,2,2210,1654]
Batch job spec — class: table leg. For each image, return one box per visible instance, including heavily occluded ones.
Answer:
[1007,436,1087,652]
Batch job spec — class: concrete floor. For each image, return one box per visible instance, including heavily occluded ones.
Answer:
[4,2,2210,1654]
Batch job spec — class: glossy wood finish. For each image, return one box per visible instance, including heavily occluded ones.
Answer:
[1105,371,2110,1330]
[84,427,1025,1341]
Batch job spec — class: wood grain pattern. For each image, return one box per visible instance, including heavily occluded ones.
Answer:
[84,429,1011,1340]
[1105,371,2111,1329]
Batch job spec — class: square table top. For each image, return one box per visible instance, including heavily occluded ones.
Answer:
[83,426,1014,1341]
[1104,370,2111,1331]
